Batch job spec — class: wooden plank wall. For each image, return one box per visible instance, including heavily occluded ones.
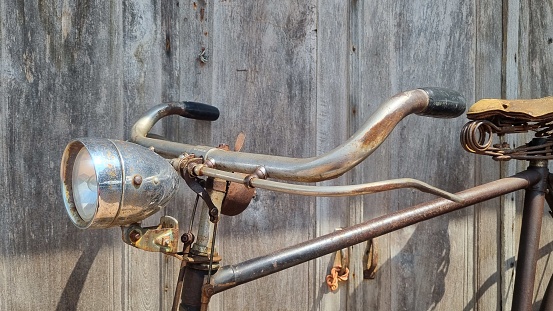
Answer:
[518,1,553,309]
[1,1,552,310]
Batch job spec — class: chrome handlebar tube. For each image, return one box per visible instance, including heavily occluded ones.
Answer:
[131,88,465,182]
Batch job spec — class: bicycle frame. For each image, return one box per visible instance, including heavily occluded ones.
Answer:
[169,164,548,311]
[129,89,553,311]
[61,88,552,310]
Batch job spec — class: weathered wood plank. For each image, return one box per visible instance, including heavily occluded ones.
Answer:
[159,1,181,309]
[0,0,7,306]
[313,1,350,310]
[161,1,218,309]
[518,1,553,308]
[208,1,316,310]
[1,1,552,310]
[472,1,504,310]
[0,0,125,310]
[349,1,478,310]
[121,1,165,310]
[345,1,367,309]
[501,1,522,309]
[346,1,395,309]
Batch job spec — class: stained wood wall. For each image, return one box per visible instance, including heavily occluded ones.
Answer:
[1,0,552,310]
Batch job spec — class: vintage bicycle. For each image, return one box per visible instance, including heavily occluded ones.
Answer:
[60,87,553,310]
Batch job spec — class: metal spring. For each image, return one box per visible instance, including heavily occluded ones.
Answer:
[460,121,503,156]
[461,120,553,160]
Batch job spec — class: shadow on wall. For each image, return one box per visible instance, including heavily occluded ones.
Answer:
[56,244,101,311]
[308,219,450,311]
[309,224,553,310]
[462,240,553,311]
[388,220,450,310]
[54,213,553,310]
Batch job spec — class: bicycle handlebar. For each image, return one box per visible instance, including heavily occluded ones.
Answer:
[417,87,466,118]
[131,88,465,182]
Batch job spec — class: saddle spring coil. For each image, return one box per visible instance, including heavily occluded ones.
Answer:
[460,119,553,161]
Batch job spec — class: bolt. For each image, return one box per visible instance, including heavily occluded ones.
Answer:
[181,232,195,244]
[210,208,219,216]
[203,284,215,297]
[129,230,141,243]
[254,166,267,179]
[133,175,143,186]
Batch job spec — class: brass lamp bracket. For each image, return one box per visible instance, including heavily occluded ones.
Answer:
[121,216,179,253]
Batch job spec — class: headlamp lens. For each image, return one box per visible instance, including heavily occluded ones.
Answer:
[71,148,98,222]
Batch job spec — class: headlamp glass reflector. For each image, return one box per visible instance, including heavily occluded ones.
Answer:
[71,148,98,222]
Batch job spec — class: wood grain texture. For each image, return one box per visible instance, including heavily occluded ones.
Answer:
[348,1,478,310]
[208,1,316,310]
[0,0,125,310]
[121,1,165,310]
[347,2,395,309]
[312,1,350,310]
[501,1,522,309]
[472,1,503,310]
[1,0,553,310]
[518,2,553,309]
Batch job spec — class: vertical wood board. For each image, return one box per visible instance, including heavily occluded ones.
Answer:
[0,1,552,310]
[208,1,317,310]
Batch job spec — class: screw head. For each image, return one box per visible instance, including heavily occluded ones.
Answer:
[132,175,143,186]
[129,230,141,243]
[181,232,195,244]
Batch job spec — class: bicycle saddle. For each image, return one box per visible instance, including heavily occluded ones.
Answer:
[467,97,553,122]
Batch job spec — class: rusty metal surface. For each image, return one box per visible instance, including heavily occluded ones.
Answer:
[189,196,222,257]
[194,165,462,202]
[363,238,379,279]
[121,216,180,253]
[220,181,256,216]
[511,164,548,311]
[180,267,209,310]
[462,97,553,162]
[131,89,437,182]
[467,97,553,122]
[461,121,553,160]
[208,169,541,295]
[203,175,256,216]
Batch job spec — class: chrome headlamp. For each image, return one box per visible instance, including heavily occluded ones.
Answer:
[60,138,180,229]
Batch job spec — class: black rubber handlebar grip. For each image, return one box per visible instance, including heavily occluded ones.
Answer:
[416,87,466,118]
[179,101,220,121]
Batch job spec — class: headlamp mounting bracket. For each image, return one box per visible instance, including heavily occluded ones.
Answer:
[121,216,180,253]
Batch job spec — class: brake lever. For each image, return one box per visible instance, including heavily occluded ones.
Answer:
[183,172,220,223]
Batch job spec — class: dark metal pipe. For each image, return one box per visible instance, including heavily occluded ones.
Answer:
[209,169,542,294]
[179,266,209,311]
[512,164,548,311]
[539,272,553,311]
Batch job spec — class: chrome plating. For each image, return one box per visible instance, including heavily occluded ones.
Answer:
[61,138,180,229]
[130,90,432,182]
